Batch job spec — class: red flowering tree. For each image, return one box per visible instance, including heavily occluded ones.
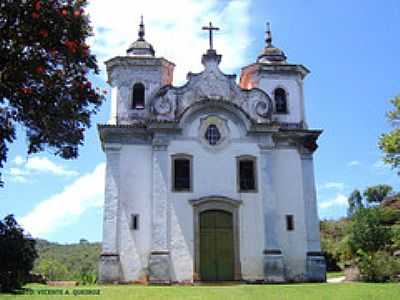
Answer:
[0,0,105,185]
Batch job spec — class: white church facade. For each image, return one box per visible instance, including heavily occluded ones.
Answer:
[98,19,326,284]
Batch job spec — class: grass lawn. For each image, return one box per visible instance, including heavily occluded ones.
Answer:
[1,283,400,300]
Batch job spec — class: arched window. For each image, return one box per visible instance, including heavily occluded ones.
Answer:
[132,83,145,109]
[274,88,287,114]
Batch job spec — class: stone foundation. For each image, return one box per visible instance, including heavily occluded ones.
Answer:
[99,253,121,283]
[305,252,326,282]
[263,250,285,283]
[149,250,171,284]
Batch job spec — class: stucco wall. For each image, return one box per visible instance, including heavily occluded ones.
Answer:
[118,145,152,282]
[272,149,308,279]
[257,74,305,124]
[168,110,265,281]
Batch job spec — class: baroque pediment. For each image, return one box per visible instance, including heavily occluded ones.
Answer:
[150,50,272,123]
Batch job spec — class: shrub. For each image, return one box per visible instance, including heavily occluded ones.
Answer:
[349,207,392,255]
[356,250,400,282]
[0,215,38,292]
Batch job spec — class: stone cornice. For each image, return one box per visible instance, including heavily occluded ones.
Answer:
[105,56,175,84]
[241,62,310,79]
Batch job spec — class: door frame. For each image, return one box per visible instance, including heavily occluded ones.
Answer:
[189,196,242,281]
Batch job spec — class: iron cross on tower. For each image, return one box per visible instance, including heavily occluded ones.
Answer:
[202,22,219,50]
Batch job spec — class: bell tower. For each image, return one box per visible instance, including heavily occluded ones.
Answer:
[105,17,175,124]
[240,23,309,127]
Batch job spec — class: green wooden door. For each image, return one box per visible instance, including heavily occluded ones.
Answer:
[200,210,234,281]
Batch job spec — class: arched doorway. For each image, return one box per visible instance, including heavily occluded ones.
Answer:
[190,196,242,281]
[200,210,234,281]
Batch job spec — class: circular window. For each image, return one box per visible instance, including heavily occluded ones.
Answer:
[204,124,221,145]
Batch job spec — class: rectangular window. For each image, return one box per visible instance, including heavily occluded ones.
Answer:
[238,159,256,192]
[286,215,294,231]
[173,156,191,191]
[131,214,139,230]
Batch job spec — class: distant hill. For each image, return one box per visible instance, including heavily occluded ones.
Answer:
[33,239,101,281]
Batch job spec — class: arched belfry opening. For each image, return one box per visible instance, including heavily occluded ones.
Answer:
[132,83,145,109]
[274,88,287,114]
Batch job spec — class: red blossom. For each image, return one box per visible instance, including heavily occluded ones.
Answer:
[21,87,32,95]
[32,12,40,19]
[35,1,42,11]
[73,10,81,17]
[39,29,48,38]
[35,66,45,74]
[61,9,68,16]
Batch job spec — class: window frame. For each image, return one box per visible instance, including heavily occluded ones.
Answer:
[171,154,193,193]
[236,155,258,193]
[274,87,288,114]
[131,82,145,110]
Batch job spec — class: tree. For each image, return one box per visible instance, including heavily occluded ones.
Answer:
[379,96,400,174]
[347,189,364,217]
[363,184,393,204]
[0,0,105,185]
[348,207,391,254]
[0,215,38,292]
[35,258,68,281]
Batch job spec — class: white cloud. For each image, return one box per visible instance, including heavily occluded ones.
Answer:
[19,163,105,237]
[25,157,79,177]
[7,156,79,183]
[13,155,25,166]
[319,182,345,191]
[319,194,348,210]
[373,160,389,170]
[87,0,252,84]
[347,160,360,167]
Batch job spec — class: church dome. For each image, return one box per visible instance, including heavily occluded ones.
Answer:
[257,23,287,64]
[127,16,155,57]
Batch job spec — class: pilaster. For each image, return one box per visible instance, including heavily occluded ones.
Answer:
[99,143,122,283]
[149,136,171,284]
[300,151,326,282]
[259,142,285,282]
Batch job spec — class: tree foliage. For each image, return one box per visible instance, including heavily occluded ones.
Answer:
[379,96,400,174]
[0,0,105,185]
[33,239,100,283]
[320,219,351,271]
[363,184,393,204]
[349,207,392,254]
[0,215,38,292]
[347,189,364,217]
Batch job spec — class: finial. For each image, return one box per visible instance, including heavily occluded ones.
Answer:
[138,15,145,41]
[266,22,272,47]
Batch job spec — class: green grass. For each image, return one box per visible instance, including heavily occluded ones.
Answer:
[327,271,345,278]
[1,283,400,300]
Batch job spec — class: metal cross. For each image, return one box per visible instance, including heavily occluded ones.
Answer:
[202,22,220,50]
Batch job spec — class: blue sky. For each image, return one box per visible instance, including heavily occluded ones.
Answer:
[0,0,399,243]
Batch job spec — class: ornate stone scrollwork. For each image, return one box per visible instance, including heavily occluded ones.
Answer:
[247,89,272,120]
[151,88,176,120]
[255,101,270,117]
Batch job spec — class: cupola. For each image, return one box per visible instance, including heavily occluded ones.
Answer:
[127,16,155,57]
[257,22,287,64]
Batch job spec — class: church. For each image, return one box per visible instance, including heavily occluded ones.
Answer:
[98,18,326,284]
